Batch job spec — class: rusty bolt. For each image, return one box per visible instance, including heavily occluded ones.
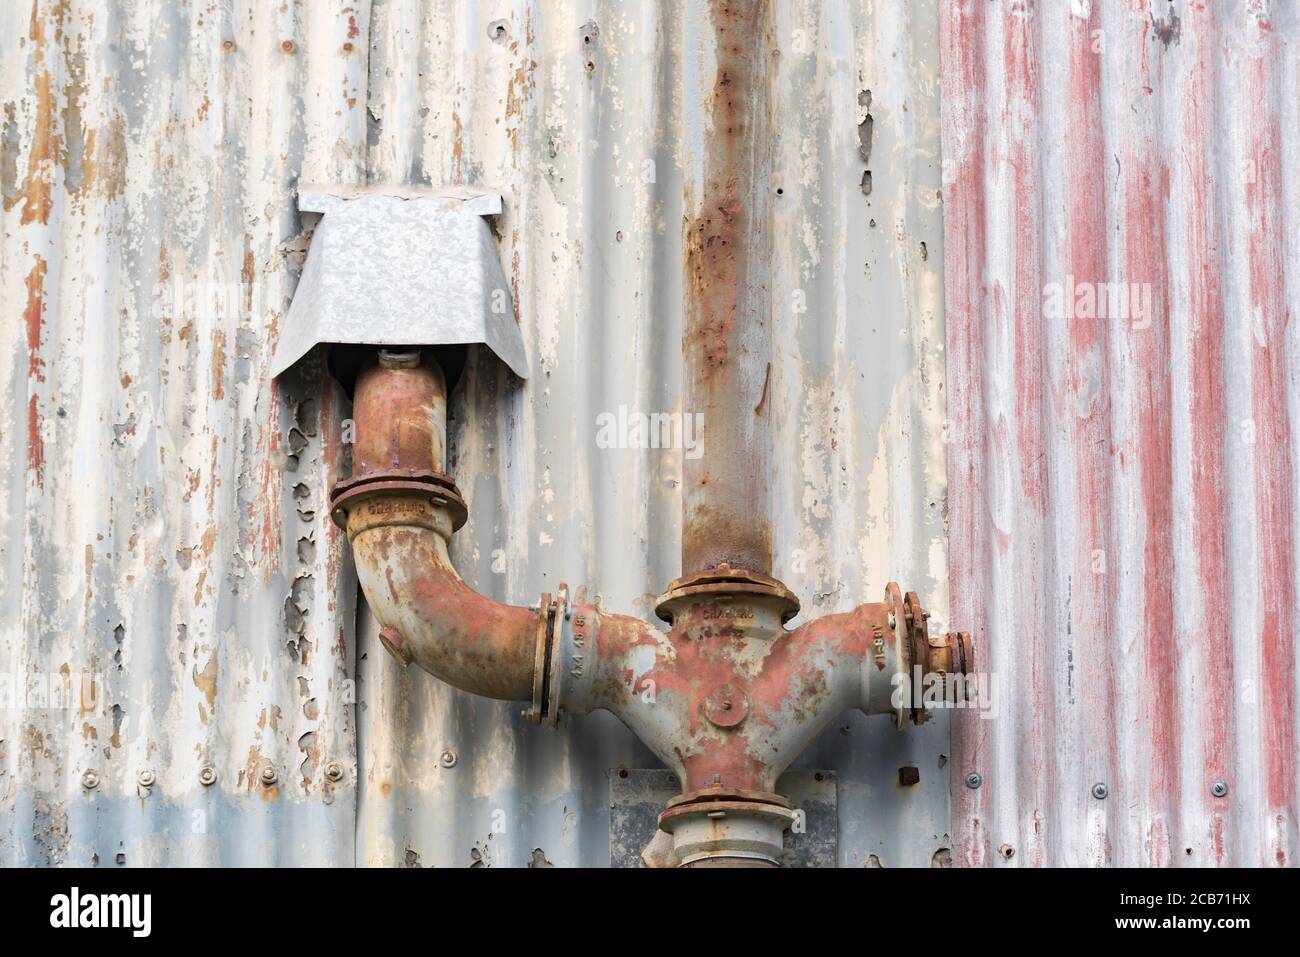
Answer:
[1092,782,1109,800]
[137,769,156,788]
[281,39,295,54]
[898,766,920,787]
[260,765,279,787]
[222,39,235,52]
[325,762,344,783]
[439,749,457,769]
[964,771,982,789]
[198,765,217,787]
[342,41,355,53]
[704,684,748,729]
[81,769,100,790]
[1212,780,1228,798]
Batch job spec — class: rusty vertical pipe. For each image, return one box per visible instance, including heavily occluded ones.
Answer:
[351,348,447,474]
[681,0,774,576]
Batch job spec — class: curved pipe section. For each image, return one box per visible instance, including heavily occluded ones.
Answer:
[346,501,541,702]
[333,351,546,705]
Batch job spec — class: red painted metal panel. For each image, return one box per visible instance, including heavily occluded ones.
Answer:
[943,0,1298,867]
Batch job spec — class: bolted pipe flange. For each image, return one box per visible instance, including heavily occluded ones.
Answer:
[887,583,975,727]
[658,788,797,867]
[330,469,468,534]
[526,585,568,727]
[655,565,800,625]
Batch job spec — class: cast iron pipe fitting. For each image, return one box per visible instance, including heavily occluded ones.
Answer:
[334,349,556,709]
[331,349,972,867]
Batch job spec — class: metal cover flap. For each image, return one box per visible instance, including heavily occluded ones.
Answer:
[271,188,528,379]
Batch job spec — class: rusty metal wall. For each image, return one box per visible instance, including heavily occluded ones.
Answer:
[2,0,949,866]
[1,0,367,865]
[944,0,1300,867]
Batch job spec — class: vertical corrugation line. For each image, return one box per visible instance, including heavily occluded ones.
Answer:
[943,0,1299,867]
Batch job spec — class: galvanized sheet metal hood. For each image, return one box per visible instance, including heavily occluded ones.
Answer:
[271,188,529,379]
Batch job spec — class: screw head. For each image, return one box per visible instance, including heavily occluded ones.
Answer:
[1092,782,1109,800]
[704,684,749,728]
[964,771,982,789]
[439,749,457,769]
[198,766,217,787]
[137,769,156,788]
[260,765,278,786]
[1212,780,1229,798]
[81,769,100,790]
[325,762,344,783]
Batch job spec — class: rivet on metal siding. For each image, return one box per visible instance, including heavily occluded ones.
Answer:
[198,766,217,787]
[325,762,344,782]
[137,769,156,788]
[281,40,295,54]
[439,749,457,769]
[964,771,982,789]
[260,765,279,786]
[222,39,235,52]
[1092,782,1109,800]
[81,770,100,790]
[1212,780,1229,798]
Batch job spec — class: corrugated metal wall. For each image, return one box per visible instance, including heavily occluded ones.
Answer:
[3,0,952,867]
[1,0,365,865]
[944,0,1300,866]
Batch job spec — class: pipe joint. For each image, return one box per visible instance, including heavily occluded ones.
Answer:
[335,348,973,867]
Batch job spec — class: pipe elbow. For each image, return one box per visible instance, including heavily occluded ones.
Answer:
[334,350,543,705]
[346,496,541,702]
